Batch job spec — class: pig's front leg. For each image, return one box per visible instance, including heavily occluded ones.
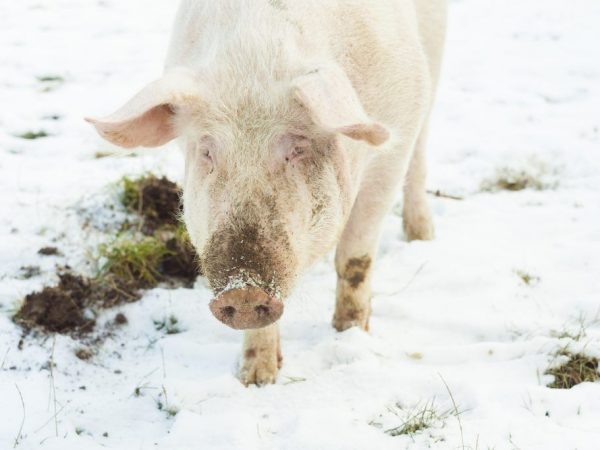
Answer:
[333,153,410,332]
[239,323,282,386]
[334,249,373,332]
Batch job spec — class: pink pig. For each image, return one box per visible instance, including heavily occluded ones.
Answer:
[88,0,446,385]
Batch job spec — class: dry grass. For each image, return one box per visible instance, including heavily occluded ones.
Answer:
[515,270,540,286]
[370,399,454,438]
[545,351,599,389]
[481,161,559,192]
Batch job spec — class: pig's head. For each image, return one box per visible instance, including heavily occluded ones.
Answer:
[87,65,389,330]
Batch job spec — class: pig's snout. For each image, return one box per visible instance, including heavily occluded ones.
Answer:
[209,286,283,330]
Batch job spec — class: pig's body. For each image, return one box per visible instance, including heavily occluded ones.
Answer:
[88,0,446,385]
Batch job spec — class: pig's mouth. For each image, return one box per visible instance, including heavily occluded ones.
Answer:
[209,286,284,330]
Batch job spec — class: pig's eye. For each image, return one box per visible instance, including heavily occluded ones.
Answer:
[286,146,304,162]
[284,136,311,164]
[196,137,216,173]
[203,148,213,163]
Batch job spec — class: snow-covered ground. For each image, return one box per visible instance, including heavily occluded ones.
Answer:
[1,0,599,449]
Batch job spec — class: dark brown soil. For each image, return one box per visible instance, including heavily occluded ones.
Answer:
[114,313,128,325]
[75,347,94,360]
[38,246,60,256]
[14,272,142,335]
[88,274,142,309]
[124,176,181,234]
[14,273,95,333]
[159,236,199,286]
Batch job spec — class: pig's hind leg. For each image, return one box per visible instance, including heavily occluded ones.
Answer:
[402,122,435,241]
[239,323,282,386]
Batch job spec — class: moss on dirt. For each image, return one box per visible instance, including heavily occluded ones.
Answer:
[121,175,181,234]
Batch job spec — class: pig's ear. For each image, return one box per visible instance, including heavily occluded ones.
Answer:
[86,68,202,149]
[292,66,390,146]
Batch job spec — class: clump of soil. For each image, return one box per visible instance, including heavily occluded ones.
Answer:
[158,227,199,286]
[75,347,94,360]
[121,175,181,234]
[545,352,599,389]
[114,313,128,325]
[14,271,141,334]
[14,273,95,333]
[38,246,60,256]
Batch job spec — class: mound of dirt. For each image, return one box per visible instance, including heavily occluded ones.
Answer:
[159,235,199,286]
[14,273,95,333]
[14,271,142,334]
[123,176,181,234]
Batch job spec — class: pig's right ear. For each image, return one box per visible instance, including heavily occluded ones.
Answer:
[292,66,390,147]
[86,68,202,149]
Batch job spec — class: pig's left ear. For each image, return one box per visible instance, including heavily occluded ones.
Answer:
[292,66,390,146]
[86,68,202,149]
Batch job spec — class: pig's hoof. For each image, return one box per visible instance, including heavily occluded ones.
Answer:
[332,313,369,332]
[403,216,434,242]
[239,349,280,386]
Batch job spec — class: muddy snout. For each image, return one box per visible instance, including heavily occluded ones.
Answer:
[209,286,283,330]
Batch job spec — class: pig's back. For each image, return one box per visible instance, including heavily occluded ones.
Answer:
[165,0,443,129]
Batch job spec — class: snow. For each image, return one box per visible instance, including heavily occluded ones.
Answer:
[1,0,599,449]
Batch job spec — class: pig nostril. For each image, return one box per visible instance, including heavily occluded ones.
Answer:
[221,306,236,319]
[255,304,270,317]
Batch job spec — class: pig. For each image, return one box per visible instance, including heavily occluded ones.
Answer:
[87,0,446,385]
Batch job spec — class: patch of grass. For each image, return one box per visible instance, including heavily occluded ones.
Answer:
[18,130,49,140]
[154,315,181,335]
[482,168,542,191]
[121,176,142,211]
[19,265,41,279]
[545,351,599,389]
[156,400,179,418]
[481,162,558,192]
[37,75,64,83]
[38,75,65,92]
[550,313,600,342]
[370,399,453,438]
[515,270,540,286]
[157,386,178,418]
[98,236,168,287]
